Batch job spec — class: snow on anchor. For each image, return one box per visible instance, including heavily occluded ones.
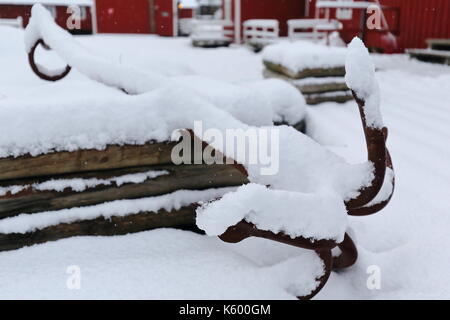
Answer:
[1,4,395,299]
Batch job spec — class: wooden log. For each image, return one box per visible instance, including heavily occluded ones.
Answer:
[300,82,349,95]
[0,164,248,219]
[0,205,201,252]
[406,49,450,66]
[263,68,349,94]
[0,141,177,181]
[304,92,354,105]
[426,38,450,51]
[0,119,297,182]
[263,60,346,79]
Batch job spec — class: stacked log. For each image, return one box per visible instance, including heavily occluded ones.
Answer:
[0,139,249,252]
[263,60,353,105]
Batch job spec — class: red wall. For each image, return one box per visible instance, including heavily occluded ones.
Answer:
[239,0,306,36]
[382,0,450,51]
[96,0,150,34]
[154,0,175,36]
[179,8,194,19]
[95,0,175,36]
[308,0,450,52]
[0,4,92,33]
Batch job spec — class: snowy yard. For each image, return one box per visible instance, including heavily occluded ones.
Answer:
[1,25,450,300]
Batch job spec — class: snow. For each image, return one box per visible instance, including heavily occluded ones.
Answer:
[172,76,306,126]
[1,15,450,299]
[243,19,279,28]
[0,81,301,157]
[195,123,373,241]
[0,187,236,234]
[262,40,347,74]
[345,37,383,128]
[0,170,168,196]
[362,168,394,206]
[197,183,347,242]
[0,230,324,299]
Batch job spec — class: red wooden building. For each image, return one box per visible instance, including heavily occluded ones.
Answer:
[2,0,448,53]
[225,0,450,52]
[225,0,306,38]
[0,0,93,34]
[95,0,176,35]
[95,0,200,36]
[306,0,450,52]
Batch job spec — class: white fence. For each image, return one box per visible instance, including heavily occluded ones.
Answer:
[243,19,279,45]
[287,19,342,42]
[190,19,234,46]
[0,17,23,28]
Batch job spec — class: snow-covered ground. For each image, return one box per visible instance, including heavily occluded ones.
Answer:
[1,26,450,299]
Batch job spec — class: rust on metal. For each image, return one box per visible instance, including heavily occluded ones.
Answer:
[28,39,72,81]
[217,90,395,299]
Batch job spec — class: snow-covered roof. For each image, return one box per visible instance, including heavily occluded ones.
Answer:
[0,0,92,6]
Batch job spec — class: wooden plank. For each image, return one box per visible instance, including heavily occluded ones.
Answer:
[0,120,296,182]
[407,49,450,66]
[0,206,201,252]
[263,60,346,79]
[0,141,177,181]
[263,68,348,94]
[305,92,353,105]
[426,38,450,51]
[0,164,248,219]
[298,82,349,95]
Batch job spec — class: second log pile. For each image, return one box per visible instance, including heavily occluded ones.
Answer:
[262,41,354,105]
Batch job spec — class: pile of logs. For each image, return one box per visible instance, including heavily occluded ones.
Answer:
[0,138,248,252]
[263,60,354,105]
[10,7,395,299]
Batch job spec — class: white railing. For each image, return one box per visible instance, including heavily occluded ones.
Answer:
[243,19,279,45]
[287,19,342,42]
[0,17,23,28]
[190,19,234,41]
